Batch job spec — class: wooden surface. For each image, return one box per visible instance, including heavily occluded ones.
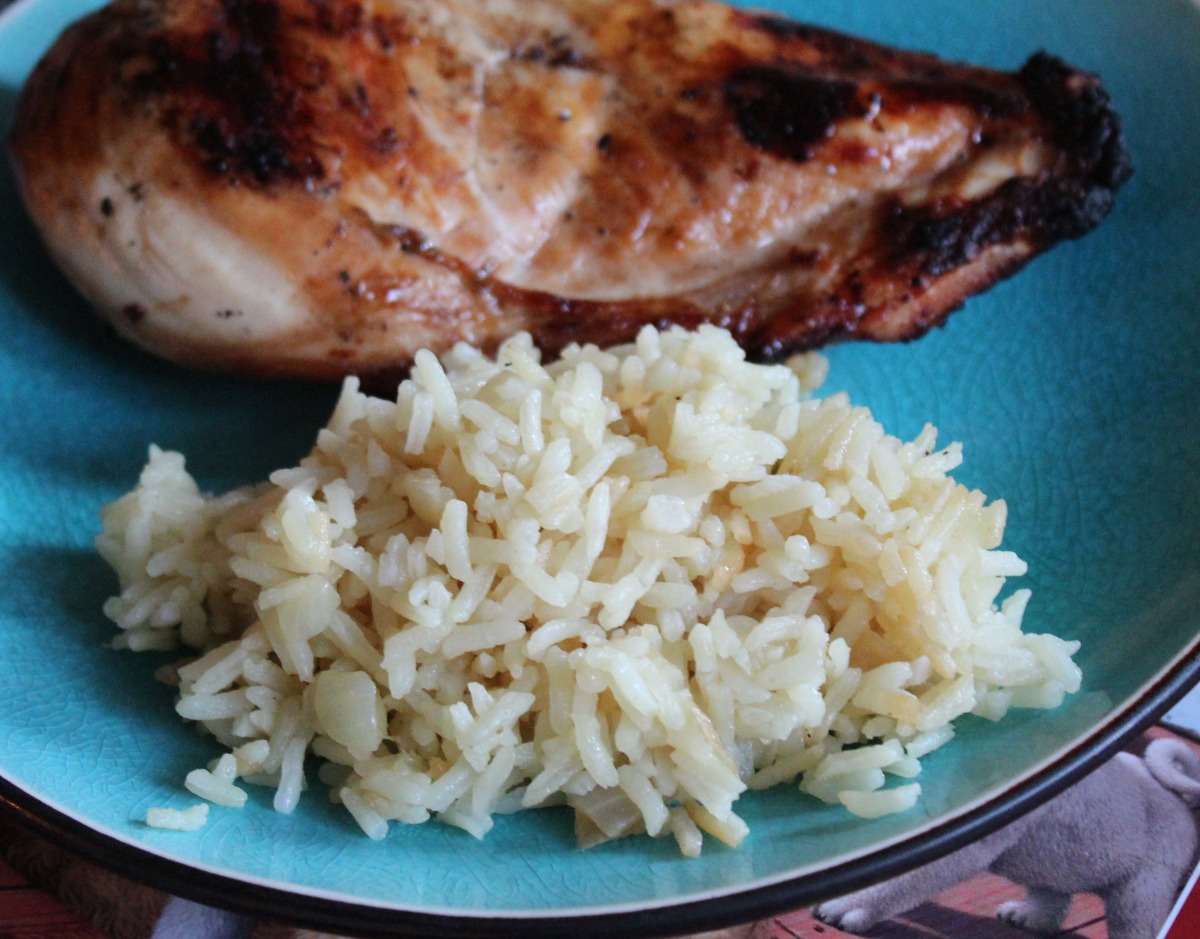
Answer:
[0,853,107,939]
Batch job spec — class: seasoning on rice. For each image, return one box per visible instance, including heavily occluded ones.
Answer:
[97,325,1081,855]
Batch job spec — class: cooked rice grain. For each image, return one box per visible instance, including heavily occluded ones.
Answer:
[98,326,1080,854]
[145,804,209,832]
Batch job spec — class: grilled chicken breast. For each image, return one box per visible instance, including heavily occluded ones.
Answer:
[10,0,1129,382]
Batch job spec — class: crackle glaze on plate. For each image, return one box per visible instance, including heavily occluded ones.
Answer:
[1,1,1199,936]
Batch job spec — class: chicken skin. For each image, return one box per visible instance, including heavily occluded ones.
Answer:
[9,0,1130,382]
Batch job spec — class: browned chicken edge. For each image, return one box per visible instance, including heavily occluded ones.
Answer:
[7,1,1132,387]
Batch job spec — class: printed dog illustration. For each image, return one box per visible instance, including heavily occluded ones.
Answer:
[814,737,1200,939]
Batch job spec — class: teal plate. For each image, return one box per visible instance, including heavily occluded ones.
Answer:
[1,1,1198,936]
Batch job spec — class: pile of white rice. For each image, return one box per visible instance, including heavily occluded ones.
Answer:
[98,325,1080,855]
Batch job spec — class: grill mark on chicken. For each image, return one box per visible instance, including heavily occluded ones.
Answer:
[740,13,1022,113]
[9,0,1131,383]
[108,0,329,185]
[724,66,865,163]
[186,2,320,183]
[514,34,590,70]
